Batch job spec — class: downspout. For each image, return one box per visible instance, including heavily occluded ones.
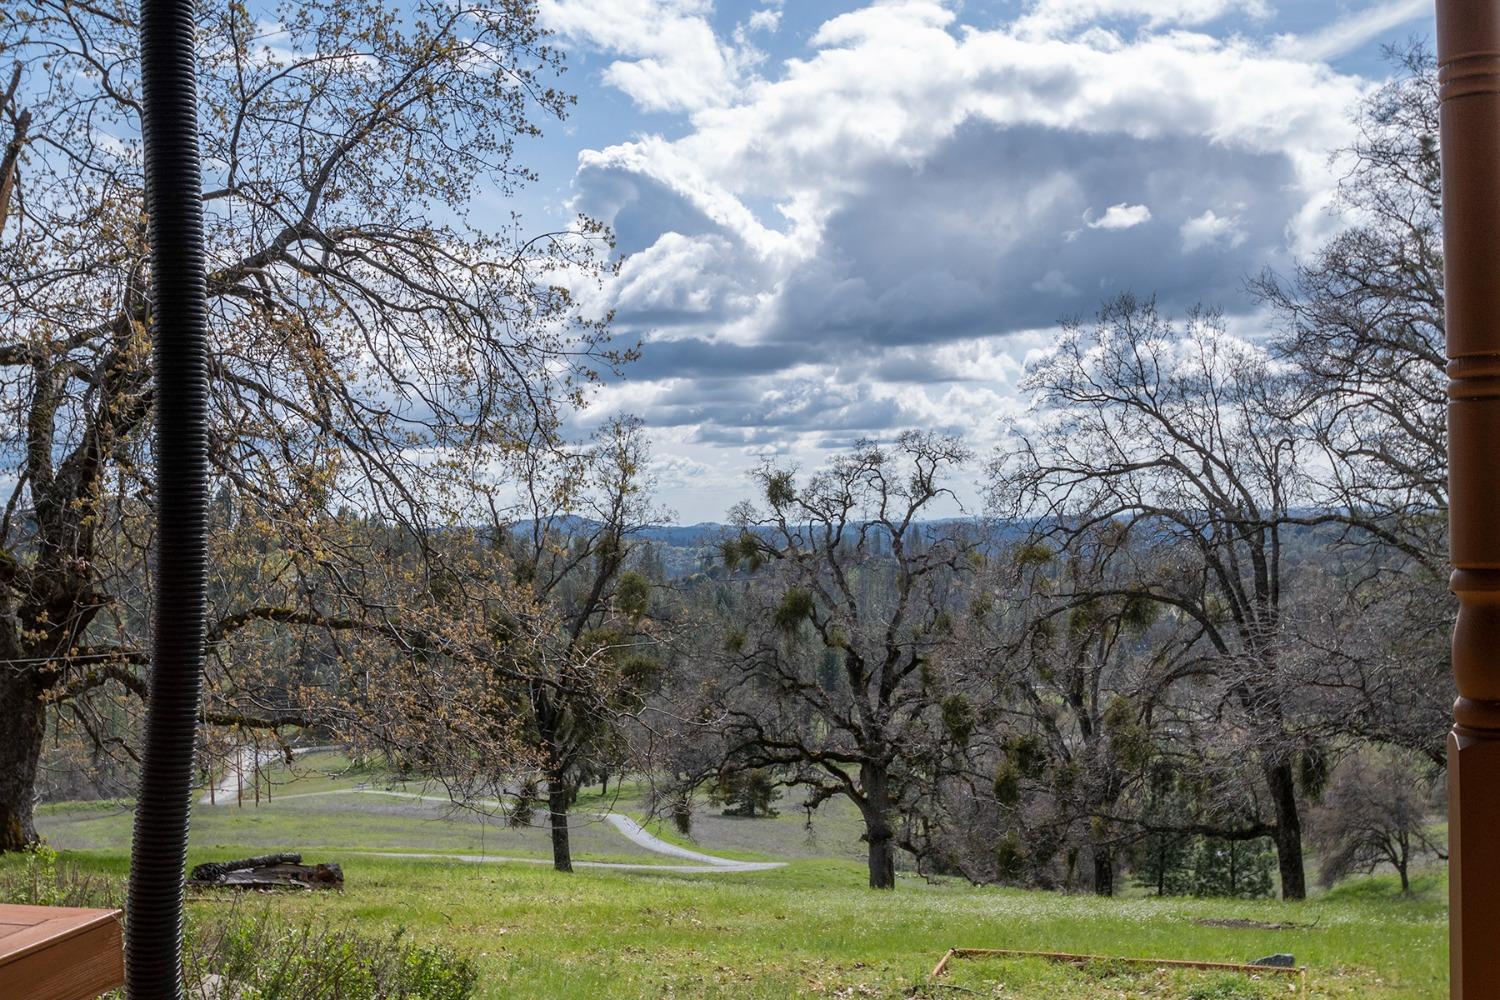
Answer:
[126,0,209,995]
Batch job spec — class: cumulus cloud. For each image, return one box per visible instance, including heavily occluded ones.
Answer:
[538,0,760,113]
[546,0,1395,516]
[760,123,1295,347]
[1179,209,1248,252]
[743,0,783,35]
[1087,203,1153,230]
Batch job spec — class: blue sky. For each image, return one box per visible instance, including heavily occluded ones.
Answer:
[500,0,1433,521]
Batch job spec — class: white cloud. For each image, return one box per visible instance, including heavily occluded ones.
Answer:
[1087,202,1153,230]
[538,0,758,113]
[650,5,1364,206]
[611,233,762,317]
[556,1,1378,504]
[745,1,783,35]
[1276,0,1428,62]
[747,10,780,33]
[576,3,1363,298]
[1016,0,1270,38]
[1180,209,1247,251]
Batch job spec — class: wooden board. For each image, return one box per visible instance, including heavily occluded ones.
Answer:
[0,904,124,1000]
[929,947,1309,994]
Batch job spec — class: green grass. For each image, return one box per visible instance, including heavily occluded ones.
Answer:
[24,760,1448,999]
[636,800,872,864]
[13,852,1445,998]
[933,955,1295,999]
[36,759,678,865]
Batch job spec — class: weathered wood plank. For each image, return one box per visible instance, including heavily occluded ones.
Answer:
[0,905,124,1000]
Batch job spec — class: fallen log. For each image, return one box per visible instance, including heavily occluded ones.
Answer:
[189,854,344,891]
[191,853,302,880]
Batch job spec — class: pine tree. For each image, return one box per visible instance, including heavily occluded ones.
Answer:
[1131,830,1195,896]
[1191,837,1275,899]
[712,769,780,817]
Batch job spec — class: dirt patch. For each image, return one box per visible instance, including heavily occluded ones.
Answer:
[1194,917,1314,931]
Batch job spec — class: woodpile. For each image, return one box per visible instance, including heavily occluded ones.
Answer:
[189,853,344,891]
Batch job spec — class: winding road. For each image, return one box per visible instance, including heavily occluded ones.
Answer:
[200,745,339,805]
[199,770,783,874]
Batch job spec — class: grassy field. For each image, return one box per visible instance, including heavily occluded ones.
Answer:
[20,754,1448,999]
[37,752,677,865]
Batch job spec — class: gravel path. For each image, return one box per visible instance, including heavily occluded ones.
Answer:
[200,776,784,873]
[199,746,281,805]
[349,788,784,873]
[199,745,337,805]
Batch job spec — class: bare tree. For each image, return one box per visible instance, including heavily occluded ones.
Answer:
[1255,44,1444,566]
[707,432,975,889]
[995,295,1322,899]
[1309,748,1444,893]
[0,0,616,849]
[979,525,1180,896]
[1252,44,1452,760]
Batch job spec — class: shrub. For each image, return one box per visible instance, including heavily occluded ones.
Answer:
[0,850,479,1000]
[0,842,119,908]
[187,913,479,1000]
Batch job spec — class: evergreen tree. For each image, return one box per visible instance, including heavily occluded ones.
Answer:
[1131,831,1195,896]
[712,769,780,818]
[1191,837,1275,899]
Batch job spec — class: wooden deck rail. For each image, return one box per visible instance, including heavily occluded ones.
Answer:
[0,904,125,1000]
[929,947,1309,993]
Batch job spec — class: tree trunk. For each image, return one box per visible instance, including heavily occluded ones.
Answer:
[1092,847,1114,897]
[0,670,45,852]
[860,761,896,890]
[1264,759,1306,900]
[547,776,573,873]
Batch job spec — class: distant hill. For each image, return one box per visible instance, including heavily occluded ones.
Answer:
[505,516,1053,579]
[634,523,736,547]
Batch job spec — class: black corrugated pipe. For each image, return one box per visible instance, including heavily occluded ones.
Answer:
[126,0,209,995]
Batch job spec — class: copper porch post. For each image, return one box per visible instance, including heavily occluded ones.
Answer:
[1438,2,1500,995]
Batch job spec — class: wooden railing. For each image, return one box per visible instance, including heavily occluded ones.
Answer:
[0,904,124,1000]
